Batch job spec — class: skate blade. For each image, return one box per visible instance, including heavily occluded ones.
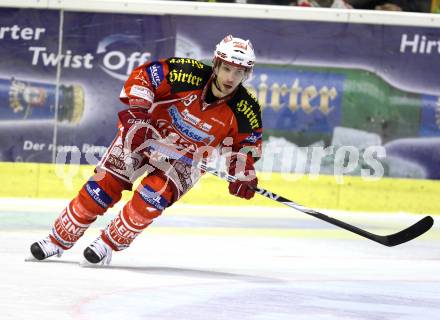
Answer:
[79,259,109,268]
[24,255,39,262]
[25,256,79,265]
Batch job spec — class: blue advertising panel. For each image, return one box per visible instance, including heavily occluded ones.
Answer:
[419,95,440,137]
[0,9,175,163]
[0,9,59,162]
[249,67,345,134]
[173,16,440,179]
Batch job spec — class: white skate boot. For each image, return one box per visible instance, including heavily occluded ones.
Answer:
[30,237,64,261]
[83,236,113,265]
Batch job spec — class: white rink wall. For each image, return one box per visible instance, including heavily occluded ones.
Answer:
[0,0,439,27]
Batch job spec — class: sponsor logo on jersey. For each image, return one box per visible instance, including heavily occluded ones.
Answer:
[168,106,214,145]
[168,69,203,86]
[129,85,154,103]
[85,180,112,208]
[138,185,169,211]
[236,99,260,129]
[168,58,204,69]
[182,109,213,132]
[241,131,262,144]
[146,62,164,89]
[182,108,201,126]
[199,122,212,132]
[128,97,151,108]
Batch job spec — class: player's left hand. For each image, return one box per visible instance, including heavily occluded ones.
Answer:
[228,176,258,200]
[228,154,258,200]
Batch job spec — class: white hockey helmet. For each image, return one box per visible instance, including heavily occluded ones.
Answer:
[213,35,256,70]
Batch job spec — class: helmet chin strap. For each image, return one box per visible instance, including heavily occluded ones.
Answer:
[213,76,223,93]
[212,66,226,95]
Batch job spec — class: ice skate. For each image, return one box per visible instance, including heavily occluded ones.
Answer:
[83,236,113,265]
[29,237,64,261]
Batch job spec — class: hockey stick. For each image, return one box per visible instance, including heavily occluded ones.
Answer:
[198,162,434,247]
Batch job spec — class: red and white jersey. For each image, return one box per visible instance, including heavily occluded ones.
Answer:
[119,57,263,163]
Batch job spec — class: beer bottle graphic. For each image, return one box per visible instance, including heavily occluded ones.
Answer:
[246,65,440,146]
[0,77,84,123]
[432,0,440,13]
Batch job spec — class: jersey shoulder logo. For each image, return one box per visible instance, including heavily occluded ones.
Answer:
[228,85,262,132]
[166,57,211,94]
[167,57,207,70]
[146,62,164,89]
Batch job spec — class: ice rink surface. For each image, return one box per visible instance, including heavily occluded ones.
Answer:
[1,198,439,320]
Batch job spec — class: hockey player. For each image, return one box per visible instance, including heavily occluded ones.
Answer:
[30,35,263,265]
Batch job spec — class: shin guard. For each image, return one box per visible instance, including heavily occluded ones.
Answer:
[102,204,150,251]
[102,174,174,251]
[50,202,95,250]
[50,171,126,249]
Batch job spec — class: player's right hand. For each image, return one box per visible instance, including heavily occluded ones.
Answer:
[117,108,151,149]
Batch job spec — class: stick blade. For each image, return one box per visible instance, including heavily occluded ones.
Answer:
[381,216,434,247]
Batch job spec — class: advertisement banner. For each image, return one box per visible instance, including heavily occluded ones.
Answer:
[0,9,175,163]
[0,9,59,162]
[0,9,439,180]
[174,16,440,179]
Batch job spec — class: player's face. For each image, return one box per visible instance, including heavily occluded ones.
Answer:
[214,63,246,97]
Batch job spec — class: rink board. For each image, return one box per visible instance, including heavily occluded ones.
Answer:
[1,162,438,214]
